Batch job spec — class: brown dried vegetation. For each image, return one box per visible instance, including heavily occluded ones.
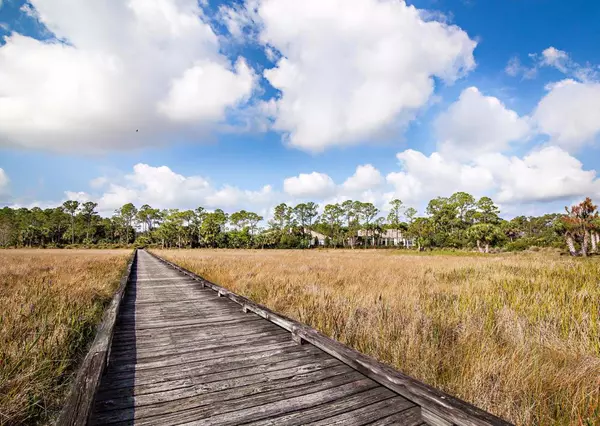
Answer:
[155,249,600,426]
[0,249,130,425]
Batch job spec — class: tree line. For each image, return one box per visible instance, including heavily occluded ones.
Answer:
[1,192,598,255]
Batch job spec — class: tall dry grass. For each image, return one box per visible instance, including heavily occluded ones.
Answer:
[155,249,600,426]
[0,249,130,425]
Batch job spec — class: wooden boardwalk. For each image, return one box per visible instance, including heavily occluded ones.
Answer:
[90,250,424,425]
[59,250,511,426]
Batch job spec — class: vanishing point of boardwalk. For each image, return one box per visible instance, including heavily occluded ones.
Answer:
[90,250,423,425]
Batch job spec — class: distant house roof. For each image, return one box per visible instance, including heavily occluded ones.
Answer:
[305,228,328,240]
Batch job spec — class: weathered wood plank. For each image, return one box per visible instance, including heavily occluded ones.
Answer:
[176,378,382,426]
[244,387,396,426]
[108,329,289,360]
[107,340,304,373]
[97,352,336,405]
[95,361,349,412]
[114,314,258,330]
[121,297,213,306]
[109,327,287,354]
[93,370,369,424]
[306,397,418,426]
[110,332,289,362]
[117,303,243,317]
[366,407,424,426]
[111,316,266,338]
[100,345,323,388]
[109,318,278,346]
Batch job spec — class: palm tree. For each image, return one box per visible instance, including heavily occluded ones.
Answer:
[81,201,98,242]
[591,217,600,254]
[118,203,138,244]
[387,199,404,247]
[467,223,503,253]
[62,200,80,244]
[360,202,379,248]
[562,197,598,256]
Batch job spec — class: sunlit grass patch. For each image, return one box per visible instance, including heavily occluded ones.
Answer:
[0,249,130,425]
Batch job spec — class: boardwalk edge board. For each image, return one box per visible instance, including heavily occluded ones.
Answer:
[147,249,513,426]
[57,249,138,426]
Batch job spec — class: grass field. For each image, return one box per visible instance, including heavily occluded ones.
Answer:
[0,249,130,425]
[155,249,600,426]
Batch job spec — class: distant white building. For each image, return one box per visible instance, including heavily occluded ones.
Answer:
[357,228,414,247]
[304,227,414,248]
[306,229,327,246]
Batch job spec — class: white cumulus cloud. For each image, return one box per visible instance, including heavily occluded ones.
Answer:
[0,168,9,195]
[533,79,600,151]
[250,0,476,152]
[283,172,336,198]
[158,58,256,122]
[342,164,383,193]
[0,0,256,152]
[436,87,530,159]
[477,147,600,203]
[385,146,600,206]
[64,164,275,216]
[386,150,494,204]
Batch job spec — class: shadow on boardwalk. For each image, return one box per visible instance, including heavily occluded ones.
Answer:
[91,261,139,424]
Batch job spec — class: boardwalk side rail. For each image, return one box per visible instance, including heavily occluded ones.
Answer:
[147,249,513,426]
[57,249,137,426]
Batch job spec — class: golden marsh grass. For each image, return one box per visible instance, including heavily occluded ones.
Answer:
[154,249,600,425]
[0,249,130,425]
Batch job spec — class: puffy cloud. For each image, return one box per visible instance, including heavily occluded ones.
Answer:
[70,164,389,218]
[204,185,273,210]
[385,147,600,206]
[0,168,9,194]
[282,165,390,212]
[386,150,494,203]
[436,87,530,159]
[0,0,256,152]
[66,164,275,216]
[283,172,336,198]
[158,59,256,122]
[64,191,92,203]
[252,0,476,151]
[533,79,600,151]
[342,164,383,193]
[477,147,600,203]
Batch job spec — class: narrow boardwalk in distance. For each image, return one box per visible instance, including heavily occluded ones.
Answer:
[90,250,423,425]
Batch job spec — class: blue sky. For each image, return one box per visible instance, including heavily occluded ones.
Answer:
[0,0,599,218]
